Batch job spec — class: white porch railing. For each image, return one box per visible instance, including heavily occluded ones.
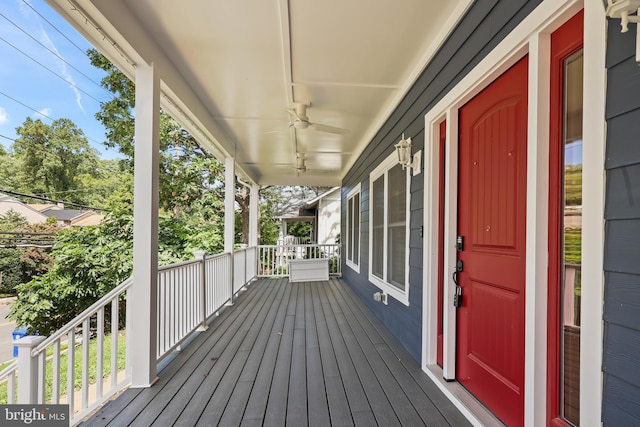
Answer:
[233,246,258,295]
[0,243,336,424]
[0,277,134,421]
[257,243,341,277]
[0,248,257,425]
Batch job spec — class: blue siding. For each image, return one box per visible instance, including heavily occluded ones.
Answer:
[340,0,542,363]
[603,20,640,426]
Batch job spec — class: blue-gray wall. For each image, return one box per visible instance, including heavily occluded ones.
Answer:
[602,21,640,426]
[340,0,542,363]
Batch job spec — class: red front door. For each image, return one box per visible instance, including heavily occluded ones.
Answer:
[456,57,528,426]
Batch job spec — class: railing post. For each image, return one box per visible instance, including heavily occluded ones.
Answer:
[16,335,45,403]
[194,250,208,331]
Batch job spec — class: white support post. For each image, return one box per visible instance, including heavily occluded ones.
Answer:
[16,335,45,403]
[225,156,236,303]
[194,250,208,331]
[581,2,607,425]
[249,183,259,247]
[524,32,550,427]
[131,61,160,388]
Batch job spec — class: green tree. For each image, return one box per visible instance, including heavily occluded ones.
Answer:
[0,210,27,294]
[0,248,22,294]
[0,152,24,192]
[0,209,28,231]
[258,187,282,245]
[10,215,132,334]
[12,117,100,204]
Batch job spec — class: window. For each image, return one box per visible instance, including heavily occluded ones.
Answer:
[346,184,361,271]
[369,152,410,304]
[548,12,583,427]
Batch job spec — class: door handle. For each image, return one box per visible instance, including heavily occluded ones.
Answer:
[453,259,463,308]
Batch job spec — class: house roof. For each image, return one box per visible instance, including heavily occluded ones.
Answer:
[28,204,58,212]
[0,193,49,222]
[304,187,340,209]
[73,213,104,226]
[0,193,20,203]
[41,208,91,222]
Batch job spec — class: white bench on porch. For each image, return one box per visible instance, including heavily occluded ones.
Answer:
[288,258,329,282]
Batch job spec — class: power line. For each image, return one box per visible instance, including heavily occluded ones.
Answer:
[0,34,103,104]
[0,188,105,211]
[20,0,87,55]
[0,90,56,121]
[0,12,111,97]
[0,90,106,148]
[36,186,116,196]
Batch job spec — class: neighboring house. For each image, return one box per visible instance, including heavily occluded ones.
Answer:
[273,187,340,245]
[0,193,47,224]
[28,204,103,227]
[38,207,101,227]
[304,187,340,245]
[39,1,639,425]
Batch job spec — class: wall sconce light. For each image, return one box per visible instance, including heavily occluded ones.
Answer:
[604,0,640,63]
[394,133,421,176]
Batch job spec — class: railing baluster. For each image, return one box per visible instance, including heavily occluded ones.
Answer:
[8,371,15,404]
[123,289,129,381]
[96,307,104,399]
[110,297,118,388]
[82,318,90,410]
[67,330,75,417]
[52,340,60,403]
[37,351,45,404]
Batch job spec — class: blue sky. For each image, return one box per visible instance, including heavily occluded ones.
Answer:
[0,0,121,160]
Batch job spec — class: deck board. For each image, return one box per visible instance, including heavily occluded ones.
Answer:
[80,278,471,427]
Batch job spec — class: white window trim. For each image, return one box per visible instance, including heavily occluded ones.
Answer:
[368,152,411,306]
[346,183,361,273]
[421,1,605,426]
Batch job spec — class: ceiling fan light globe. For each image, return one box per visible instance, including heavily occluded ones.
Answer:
[294,120,309,130]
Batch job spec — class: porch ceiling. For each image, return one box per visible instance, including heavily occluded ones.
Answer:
[46,0,470,186]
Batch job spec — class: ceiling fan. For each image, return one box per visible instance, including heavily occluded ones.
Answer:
[286,103,348,135]
[291,153,337,176]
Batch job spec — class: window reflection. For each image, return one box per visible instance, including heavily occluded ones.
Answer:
[561,49,582,427]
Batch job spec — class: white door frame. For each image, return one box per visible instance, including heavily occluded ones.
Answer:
[421,0,606,425]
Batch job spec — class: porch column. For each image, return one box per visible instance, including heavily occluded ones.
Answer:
[131,61,160,388]
[249,183,259,247]
[225,156,235,301]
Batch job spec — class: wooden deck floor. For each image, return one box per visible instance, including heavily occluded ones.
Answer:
[81,278,471,427]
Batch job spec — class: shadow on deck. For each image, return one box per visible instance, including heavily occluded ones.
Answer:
[80,278,471,426]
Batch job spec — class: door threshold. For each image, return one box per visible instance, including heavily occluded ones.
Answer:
[424,364,505,427]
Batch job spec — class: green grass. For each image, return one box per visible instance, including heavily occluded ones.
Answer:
[565,227,581,266]
[0,330,126,404]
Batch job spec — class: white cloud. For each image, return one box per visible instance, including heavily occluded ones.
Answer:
[39,29,85,113]
[0,107,8,125]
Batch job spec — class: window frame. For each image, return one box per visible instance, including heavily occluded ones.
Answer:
[346,184,361,272]
[368,151,411,305]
